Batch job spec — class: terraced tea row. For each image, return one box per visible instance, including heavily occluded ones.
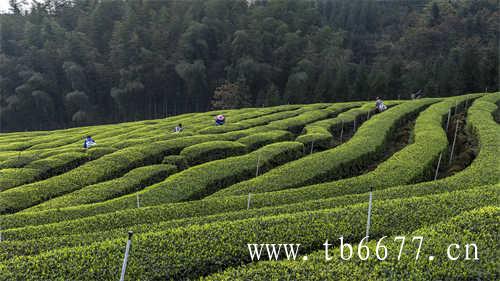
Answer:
[0,93,496,281]
[3,93,496,231]
[201,206,499,280]
[212,98,435,196]
[0,103,348,213]
[0,185,496,280]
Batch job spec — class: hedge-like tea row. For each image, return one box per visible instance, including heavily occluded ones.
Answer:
[24,141,303,218]
[211,99,436,197]
[0,152,40,169]
[24,164,177,212]
[0,125,105,151]
[105,104,317,148]
[162,155,189,170]
[0,186,496,280]
[0,127,273,214]
[2,94,496,228]
[197,104,324,134]
[260,102,361,135]
[275,94,479,199]
[198,106,304,134]
[237,130,293,150]
[295,101,401,150]
[180,141,247,165]
[201,206,499,281]
[294,102,373,149]
[0,179,491,259]
[0,149,111,191]
[0,136,215,213]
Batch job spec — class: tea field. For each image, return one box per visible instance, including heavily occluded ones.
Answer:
[0,93,498,280]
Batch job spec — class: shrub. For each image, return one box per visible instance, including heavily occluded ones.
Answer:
[162,155,189,170]
[197,105,302,134]
[295,103,373,149]
[262,102,360,134]
[180,141,247,165]
[5,142,304,220]
[211,99,436,197]
[0,154,40,169]
[25,164,177,211]
[0,186,496,280]
[201,206,499,281]
[0,140,184,213]
[0,150,107,191]
[2,94,496,229]
[237,130,293,150]
[0,168,40,192]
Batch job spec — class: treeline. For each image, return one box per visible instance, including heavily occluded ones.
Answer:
[0,0,498,132]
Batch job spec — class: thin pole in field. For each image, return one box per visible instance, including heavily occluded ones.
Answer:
[136,193,140,208]
[434,152,443,180]
[339,120,344,143]
[367,111,371,120]
[255,154,261,177]
[310,140,314,154]
[449,121,460,165]
[445,109,451,132]
[366,188,373,240]
[353,118,357,132]
[247,193,251,210]
[119,231,133,281]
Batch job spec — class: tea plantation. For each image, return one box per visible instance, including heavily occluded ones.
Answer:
[0,93,498,280]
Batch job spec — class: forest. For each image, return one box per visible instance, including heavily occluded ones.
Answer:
[0,0,498,132]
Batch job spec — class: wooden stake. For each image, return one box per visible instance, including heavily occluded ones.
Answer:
[339,120,344,143]
[120,231,133,281]
[434,152,443,180]
[247,193,251,210]
[255,155,261,177]
[445,109,451,132]
[366,188,373,240]
[449,121,460,165]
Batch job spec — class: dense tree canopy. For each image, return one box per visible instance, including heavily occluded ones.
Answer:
[0,0,498,132]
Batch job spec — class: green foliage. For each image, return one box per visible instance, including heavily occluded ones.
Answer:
[162,155,189,170]
[201,206,499,280]
[180,141,247,165]
[0,186,496,280]
[25,164,177,212]
[238,130,293,150]
[0,94,496,280]
[29,141,304,218]
[212,99,436,197]
[2,0,497,132]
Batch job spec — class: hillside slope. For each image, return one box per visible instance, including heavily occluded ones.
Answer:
[0,93,498,280]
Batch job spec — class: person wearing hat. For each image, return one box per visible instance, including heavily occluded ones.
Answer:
[375,97,387,112]
[215,114,225,126]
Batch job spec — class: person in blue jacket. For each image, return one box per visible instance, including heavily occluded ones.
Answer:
[83,136,96,149]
